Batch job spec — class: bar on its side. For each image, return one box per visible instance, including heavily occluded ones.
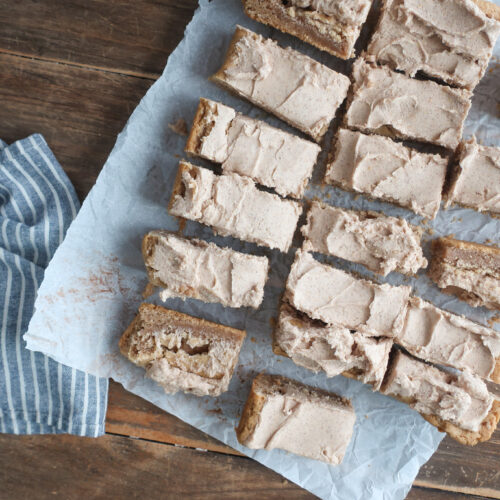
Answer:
[396,296,500,382]
[324,128,447,219]
[285,250,411,337]
[236,373,355,464]
[142,231,268,308]
[445,137,500,215]
[344,58,471,149]
[366,0,500,90]
[428,236,500,310]
[212,26,350,142]
[302,201,427,275]
[119,303,246,397]
[168,161,302,252]
[382,351,499,445]
[185,98,320,198]
[242,0,373,59]
[274,303,393,390]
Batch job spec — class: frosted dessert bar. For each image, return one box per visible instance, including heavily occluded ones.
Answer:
[344,59,471,149]
[142,231,269,308]
[212,26,351,142]
[185,98,320,198]
[119,303,246,397]
[285,250,411,337]
[168,161,302,252]
[302,201,427,275]
[366,0,500,90]
[324,129,447,219]
[236,373,355,464]
[396,296,500,382]
[242,0,373,59]
[445,138,500,215]
[382,351,500,445]
[429,237,500,310]
[274,303,393,390]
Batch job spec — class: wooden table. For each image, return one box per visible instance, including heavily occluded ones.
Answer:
[0,1,498,498]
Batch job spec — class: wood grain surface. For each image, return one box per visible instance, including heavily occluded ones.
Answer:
[0,0,198,78]
[0,1,498,499]
[0,431,491,500]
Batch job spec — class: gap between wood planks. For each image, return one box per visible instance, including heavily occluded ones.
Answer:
[0,48,161,81]
[412,481,500,500]
[104,427,500,500]
[106,430,240,457]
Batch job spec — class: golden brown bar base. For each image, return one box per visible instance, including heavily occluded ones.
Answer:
[422,400,500,446]
[185,97,212,156]
[473,0,500,21]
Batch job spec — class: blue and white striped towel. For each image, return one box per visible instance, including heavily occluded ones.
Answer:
[0,134,108,436]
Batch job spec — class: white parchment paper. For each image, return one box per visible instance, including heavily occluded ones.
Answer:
[25,1,500,498]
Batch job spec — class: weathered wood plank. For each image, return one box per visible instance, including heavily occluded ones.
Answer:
[0,0,198,78]
[106,381,240,456]
[407,487,491,500]
[107,381,500,498]
[0,433,313,499]
[0,53,152,199]
[414,432,500,499]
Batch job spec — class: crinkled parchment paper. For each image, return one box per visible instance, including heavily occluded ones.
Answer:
[25,1,500,498]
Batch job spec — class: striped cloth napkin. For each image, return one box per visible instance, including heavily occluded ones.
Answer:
[0,134,108,436]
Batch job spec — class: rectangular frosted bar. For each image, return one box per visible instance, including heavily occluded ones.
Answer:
[302,201,427,275]
[325,128,447,219]
[236,373,355,464]
[242,0,373,59]
[345,58,471,149]
[120,303,246,397]
[285,250,411,336]
[382,351,497,445]
[366,0,500,90]
[212,26,350,142]
[169,161,302,252]
[429,236,500,310]
[396,296,500,382]
[185,98,320,198]
[142,231,269,308]
[274,303,393,390]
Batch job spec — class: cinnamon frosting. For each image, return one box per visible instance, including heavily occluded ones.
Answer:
[285,250,411,336]
[366,0,500,90]
[302,201,427,275]
[290,0,371,25]
[142,231,269,308]
[396,296,500,381]
[239,373,355,464]
[446,137,500,214]
[213,26,351,141]
[169,162,302,252]
[382,351,493,432]
[325,129,447,218]
[189,98,320,198]
[345,59,472,149]
[275,303,393,389]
